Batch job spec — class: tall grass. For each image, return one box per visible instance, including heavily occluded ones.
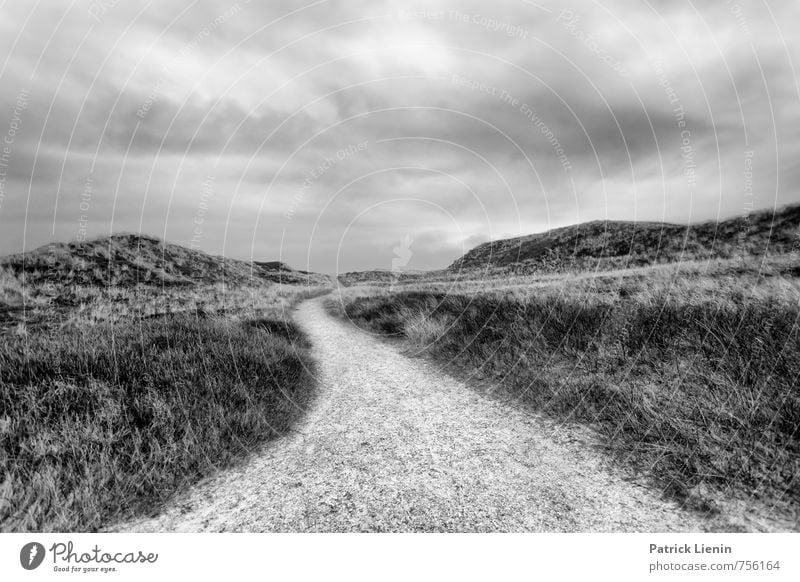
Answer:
[330,285,800,519]
[0,312,316,532]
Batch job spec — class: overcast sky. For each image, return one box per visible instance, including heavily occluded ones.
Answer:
[0,0,798,273]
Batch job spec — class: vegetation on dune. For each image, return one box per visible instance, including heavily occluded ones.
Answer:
[1,233,332,288]
[448,204,800,275]
[328,270,800,522]
[0,235,331,532]
[0,313,316,532]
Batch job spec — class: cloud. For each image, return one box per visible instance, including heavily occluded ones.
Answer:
[0,0,798,273]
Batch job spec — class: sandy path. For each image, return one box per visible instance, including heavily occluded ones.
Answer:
[115,295,705,532]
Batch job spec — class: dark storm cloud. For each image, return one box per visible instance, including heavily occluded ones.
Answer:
[1,0,798,271]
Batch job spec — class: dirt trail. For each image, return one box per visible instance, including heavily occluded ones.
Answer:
[115,295,706,532]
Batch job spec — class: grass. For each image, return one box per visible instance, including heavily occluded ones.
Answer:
[0,242,330,532]
[1,313,314,531]
[328,258,800,524]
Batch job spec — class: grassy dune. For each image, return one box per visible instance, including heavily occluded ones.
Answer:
[1,233,331,287]
[328,259,800,524]
[0,237,329,532]
[448,203,800,275]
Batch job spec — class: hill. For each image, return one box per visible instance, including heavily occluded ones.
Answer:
[448,204,800,275]
[1,234,332,288]
[336,269,427,287]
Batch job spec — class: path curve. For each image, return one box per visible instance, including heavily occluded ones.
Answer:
[115,295,705,532]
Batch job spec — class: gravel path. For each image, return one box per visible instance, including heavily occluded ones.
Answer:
[115,295,706,532]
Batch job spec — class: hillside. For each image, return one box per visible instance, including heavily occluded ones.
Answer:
[448,204,800,274]
[1,234,332,287]
[337,269,427,287]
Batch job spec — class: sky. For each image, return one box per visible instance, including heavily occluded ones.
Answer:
[0,0,798,274]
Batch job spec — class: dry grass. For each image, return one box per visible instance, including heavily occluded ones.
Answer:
[1,313,316,532]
